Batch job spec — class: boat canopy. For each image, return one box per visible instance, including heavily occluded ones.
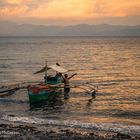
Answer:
[34,64,68,74]
[49,65,67,73]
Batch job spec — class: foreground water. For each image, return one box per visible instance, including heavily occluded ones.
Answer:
[0,36,140,135]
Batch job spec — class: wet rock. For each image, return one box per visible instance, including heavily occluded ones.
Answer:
[117,133,132,139]
[89,132,95,136]
[8,114,15,117]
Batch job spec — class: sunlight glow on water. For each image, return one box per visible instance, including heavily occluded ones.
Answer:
[0,37,140,131]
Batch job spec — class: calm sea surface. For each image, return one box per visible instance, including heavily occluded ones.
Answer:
[0,37,140,134]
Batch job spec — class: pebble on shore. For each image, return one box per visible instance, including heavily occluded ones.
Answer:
[0,123,140,140]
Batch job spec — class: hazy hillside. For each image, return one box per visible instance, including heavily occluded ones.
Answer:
[0,21,140,36]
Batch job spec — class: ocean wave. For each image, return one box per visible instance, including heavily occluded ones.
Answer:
[1,114,140,136]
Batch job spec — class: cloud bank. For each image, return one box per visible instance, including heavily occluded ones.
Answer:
[0,0,140,25]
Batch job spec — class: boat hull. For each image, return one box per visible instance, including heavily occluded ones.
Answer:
[28,88,62,106]
[28,75,63,106]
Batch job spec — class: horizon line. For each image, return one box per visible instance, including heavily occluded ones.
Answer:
[0,20,140,27]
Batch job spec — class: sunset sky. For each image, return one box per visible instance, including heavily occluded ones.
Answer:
[0,0,140,25]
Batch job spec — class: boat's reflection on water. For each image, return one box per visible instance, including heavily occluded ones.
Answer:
[86,94,96,108]
[30,91,69,110]
[30,90,96,110]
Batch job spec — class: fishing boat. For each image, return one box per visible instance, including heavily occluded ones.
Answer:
[27,63,67,105]
[0,62,98,107]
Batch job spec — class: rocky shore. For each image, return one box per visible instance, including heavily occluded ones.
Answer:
[0,123,139,140]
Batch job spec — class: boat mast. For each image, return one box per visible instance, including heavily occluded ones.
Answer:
[45,60,47,77]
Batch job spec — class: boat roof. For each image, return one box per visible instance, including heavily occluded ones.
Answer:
[34,64,68,74]
[49,65,68,73]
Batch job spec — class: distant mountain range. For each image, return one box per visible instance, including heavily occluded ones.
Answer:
[0,21,140,36]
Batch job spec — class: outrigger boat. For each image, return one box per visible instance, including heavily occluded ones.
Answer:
[27,63,67,105]
[0,62,98,107]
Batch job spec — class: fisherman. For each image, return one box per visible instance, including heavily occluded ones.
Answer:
[62,73,77,94]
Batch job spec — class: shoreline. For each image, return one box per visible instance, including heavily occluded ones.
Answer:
[0,122,139,140]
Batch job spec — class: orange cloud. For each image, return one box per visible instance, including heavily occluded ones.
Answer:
[0,0,140,23]
[93,0,140,17]
[29,0,94,19]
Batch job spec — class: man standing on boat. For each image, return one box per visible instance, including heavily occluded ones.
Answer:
[61,73,77,98]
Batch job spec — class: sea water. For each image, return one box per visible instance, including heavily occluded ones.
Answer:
[0,36,140,135]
